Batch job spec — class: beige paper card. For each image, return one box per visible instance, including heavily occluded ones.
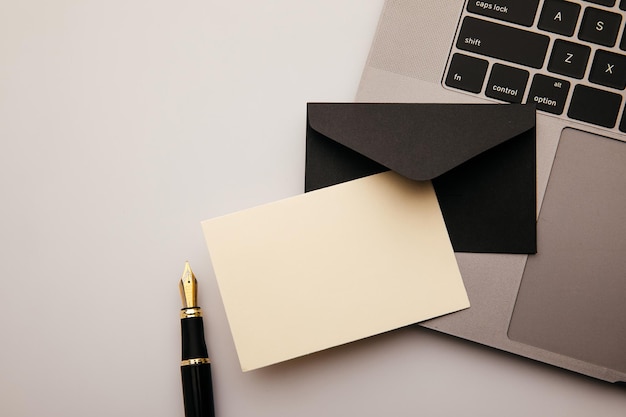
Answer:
[202,171,469,371]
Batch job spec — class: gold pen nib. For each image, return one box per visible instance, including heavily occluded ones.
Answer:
[179,261,198,309]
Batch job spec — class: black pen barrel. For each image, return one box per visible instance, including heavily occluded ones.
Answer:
[181,315,215,417]
[181,316,209,360]
[181,362,215,417]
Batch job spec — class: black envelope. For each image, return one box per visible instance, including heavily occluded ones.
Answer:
[305,103,536,254]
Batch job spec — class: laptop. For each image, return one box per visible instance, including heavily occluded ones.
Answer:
[356,0,626,383]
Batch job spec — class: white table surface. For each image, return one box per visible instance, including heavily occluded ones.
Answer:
[1,1,624,416]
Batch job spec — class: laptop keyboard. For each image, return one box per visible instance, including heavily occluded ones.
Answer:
[444,0,626,132]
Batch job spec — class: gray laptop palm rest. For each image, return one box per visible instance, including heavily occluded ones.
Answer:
[356,0,626,382]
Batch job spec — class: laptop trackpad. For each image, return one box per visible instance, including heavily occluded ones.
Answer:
[508,128,626,373]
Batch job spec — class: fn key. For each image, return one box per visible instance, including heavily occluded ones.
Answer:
[445,53,488,93]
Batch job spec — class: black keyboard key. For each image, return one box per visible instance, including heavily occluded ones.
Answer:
[585,0,615,6]
[578,7,622,47]
[445,53,489,93]
[621,0,626,11]
[485,63,529,103]
[528,74,571,114]
[538,0,581,36]
[548,39,591,79]
[457,17,550,68]
[619,110,626,132]
[589,50,626,89]
[568,85,622,127]
[467,0,540,27]
[621,28,626,50]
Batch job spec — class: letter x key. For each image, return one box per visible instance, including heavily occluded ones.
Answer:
[589,50,626,90]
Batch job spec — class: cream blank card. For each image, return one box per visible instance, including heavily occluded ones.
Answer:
[202,171,470,371]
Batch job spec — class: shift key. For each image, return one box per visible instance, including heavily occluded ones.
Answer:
[457,16,549,68]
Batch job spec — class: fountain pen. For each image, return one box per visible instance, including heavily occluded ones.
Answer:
[179,262,215,417]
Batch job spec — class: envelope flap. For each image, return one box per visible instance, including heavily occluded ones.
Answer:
[307,103,535,180]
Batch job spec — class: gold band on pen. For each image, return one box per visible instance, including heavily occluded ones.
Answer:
[181,358,211,366]
[180,307,203,319]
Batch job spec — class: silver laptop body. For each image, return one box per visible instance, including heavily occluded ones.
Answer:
[357,0,626,382]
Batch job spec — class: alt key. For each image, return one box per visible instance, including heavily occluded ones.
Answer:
[527,74,571,114]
